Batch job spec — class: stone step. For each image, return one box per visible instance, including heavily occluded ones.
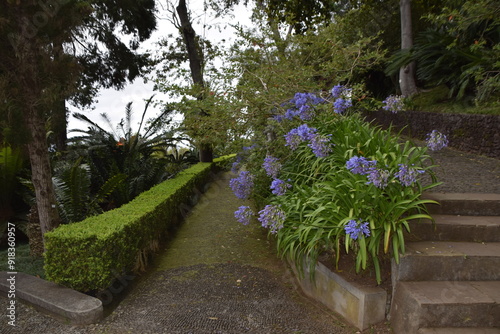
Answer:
[390,281,500,334]
[407,215,500,242]
[418,328,500,334]
[423,193,500,216]
[392,241,500,282]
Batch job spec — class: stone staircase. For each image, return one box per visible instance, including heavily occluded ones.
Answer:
[389,192,500,334]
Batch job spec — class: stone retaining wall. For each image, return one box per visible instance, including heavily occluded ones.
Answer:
[362,110,500,159]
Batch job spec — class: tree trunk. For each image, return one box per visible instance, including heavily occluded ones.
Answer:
[399,0,418,97]
[11,8,62,245]
[176,0,213,162]
[25,106,61,240]
[176,0,204,89]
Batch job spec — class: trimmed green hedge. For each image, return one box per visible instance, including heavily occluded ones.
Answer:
[44,155,235,292]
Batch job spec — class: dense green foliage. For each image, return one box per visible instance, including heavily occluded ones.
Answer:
[44,155,234,292]
[230,88,441,284]
[67,98,181,211]
[387,0,500,105]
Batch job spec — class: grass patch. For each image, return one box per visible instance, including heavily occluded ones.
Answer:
[0,243,45,278]
[409,85,500,115]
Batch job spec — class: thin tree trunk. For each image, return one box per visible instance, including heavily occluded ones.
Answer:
[25,106,61,240]
[176,0,204,89]
[176,0,213,162]
[399,0,418,97]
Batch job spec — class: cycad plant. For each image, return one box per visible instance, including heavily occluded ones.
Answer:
[53,158,127,223]
[69,96,182,208]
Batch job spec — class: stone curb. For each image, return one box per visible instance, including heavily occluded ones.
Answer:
[0,271,102,325]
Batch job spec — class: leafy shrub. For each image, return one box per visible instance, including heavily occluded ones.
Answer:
[231,88,440,284]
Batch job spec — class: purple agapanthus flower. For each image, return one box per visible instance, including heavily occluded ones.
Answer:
[333,98,353,114]
[394,164,425,187]
[308,134,333,158]
[344,219,371,240]
[284,108,299,120]
[296,124,317,140]
[284,129,302,150]
[366,168,390,189]
[382,95,405,113]
[229,171,255,199]
[293,93,308,108]
[426,130,449,151]
[270,178,292,196]
[262,155,282,179]
[331,85,347,99]
[346,156,377,175]
[298,104,314,120]
[258,204,286,234]
[234,206,254,225]
[284,124,317,150]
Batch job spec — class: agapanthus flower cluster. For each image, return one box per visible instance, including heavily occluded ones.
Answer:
[366,168,390,189]
[331,85,353,114]
[234,206,254,225]
[285,124,333,158]
[347,156,425,189]
[346,156,377,175]
[333,98,353,114]
[229,171,255,200]
[394,164,425,187]
[262,155,282,179]
[270,178,292,196]
[308,134,333,158]
[258,204,286,234]
[344,219,371,240]
[277,92,324,122]
[426,130,449,151]
[331,85,352,99]
[284,124,317,150]
[382,95,405,114]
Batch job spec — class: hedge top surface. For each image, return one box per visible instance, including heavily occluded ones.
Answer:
[44,161,217,241]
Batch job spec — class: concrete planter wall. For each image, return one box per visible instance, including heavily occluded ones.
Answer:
[290,259,387,331]
[363,110,500,159]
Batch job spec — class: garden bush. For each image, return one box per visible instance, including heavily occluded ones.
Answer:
[231,87,445,284]
[44,155,234,292]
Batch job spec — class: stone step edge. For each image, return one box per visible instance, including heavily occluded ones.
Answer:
[390,281,500,333]
[392,241,500,282]
[406,215,500,242]
[422,192,500,216]
[0,271,103,325]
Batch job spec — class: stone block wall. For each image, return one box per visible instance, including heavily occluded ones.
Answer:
[363,110,500,159]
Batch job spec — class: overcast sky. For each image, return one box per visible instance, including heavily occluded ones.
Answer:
[68,0,253,137]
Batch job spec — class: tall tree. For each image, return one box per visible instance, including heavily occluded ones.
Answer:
[0,0,157,245]
[174,0,213,162]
